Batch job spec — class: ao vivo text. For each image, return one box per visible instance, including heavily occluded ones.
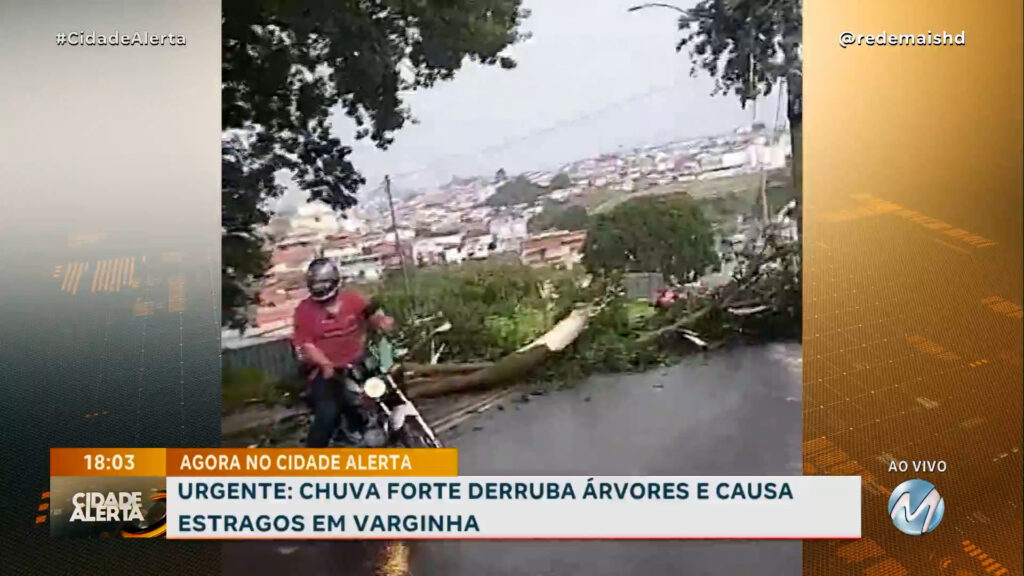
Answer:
[888,460,946,473]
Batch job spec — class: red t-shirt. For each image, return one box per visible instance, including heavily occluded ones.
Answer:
[292,290,371,368]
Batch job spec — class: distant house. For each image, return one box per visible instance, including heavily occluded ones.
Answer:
[548,189,571,201]
[412,232,464,266]
[335,253,384,283]
[523,170,553,187]
[463,233,496,260]
[255,285,309,330]
[369,241,413,270]
[290,202,340,238]
[269,245,316,274]
[520,230,588,270]
[323,245,361,261]
[488,215,529,252]
[443,247,465,265]
[255,305,295,331]
[720,149,751,169]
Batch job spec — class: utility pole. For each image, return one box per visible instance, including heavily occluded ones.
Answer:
[749,52,759,127]
[384,175,414,307]
[750,49,770,227]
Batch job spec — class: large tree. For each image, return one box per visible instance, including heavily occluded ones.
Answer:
[222,0,528,329]
[528,203,589,233]
[583,195,718,281]
[485,174,546,207]
[632,1,802,224]
[548,171,572,190]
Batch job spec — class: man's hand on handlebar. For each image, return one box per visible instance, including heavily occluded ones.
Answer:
[319,363,336,380]
[374,313,396,333]
[300,342,337,381]
[364,299,396,333]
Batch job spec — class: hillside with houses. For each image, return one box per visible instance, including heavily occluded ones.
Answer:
[227,124,794,345]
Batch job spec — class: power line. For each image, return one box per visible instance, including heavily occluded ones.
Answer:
[385,78,691,184]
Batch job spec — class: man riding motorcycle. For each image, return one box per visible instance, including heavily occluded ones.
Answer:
[292,258,395,448]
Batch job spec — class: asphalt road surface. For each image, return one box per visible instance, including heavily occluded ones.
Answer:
[222,342,803,576]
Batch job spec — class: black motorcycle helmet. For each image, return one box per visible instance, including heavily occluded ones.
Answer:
[306,257,341,302]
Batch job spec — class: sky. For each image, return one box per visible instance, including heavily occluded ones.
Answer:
[277,0,786,210]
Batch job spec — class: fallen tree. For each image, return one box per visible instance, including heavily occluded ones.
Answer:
[402,226,800,398]
[406,309,591,398]
[403,362,495,377]
[638,234,800,345]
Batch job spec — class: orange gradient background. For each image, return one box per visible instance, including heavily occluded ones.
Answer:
[50,448,166,477]
[804,1,1022,575]
[166,448,459,477]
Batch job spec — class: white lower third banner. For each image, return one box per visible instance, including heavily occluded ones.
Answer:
[166,476,861,539]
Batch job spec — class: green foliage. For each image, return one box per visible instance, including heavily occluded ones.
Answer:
[222,364,282,413]
[669,0,802,228]
[583,195,718,281]
[625,299,657,325]
[367,259,796,389]
[548,172,572,190]
[528,203,589,233]
[371,262,665,384]
[221,0,528,328]
[696,191,749,226]
[485,175,547,207]
[373,262,575,361]
[543,288,663,382]
[732,243,802,341]
[674,0,801,108]
[765,181,799,213]
[485,307,549,353]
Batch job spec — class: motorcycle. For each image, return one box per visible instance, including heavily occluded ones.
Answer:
[319,318,451,449]
[326,340,437,448]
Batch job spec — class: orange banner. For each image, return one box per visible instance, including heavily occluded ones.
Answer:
[166,448,459,477]
[50,448,166,477]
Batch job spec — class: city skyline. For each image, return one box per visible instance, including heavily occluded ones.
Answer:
[275,0,787,211]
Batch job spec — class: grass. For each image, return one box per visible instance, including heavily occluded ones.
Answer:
[222,365,288,414]
[574,187,621,212]
[588,169,792,215]
[626,299,656,326]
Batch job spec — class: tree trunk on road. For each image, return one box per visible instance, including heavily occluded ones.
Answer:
[405,309,590,398]
[403,362,495,376]
[406,346,551,399]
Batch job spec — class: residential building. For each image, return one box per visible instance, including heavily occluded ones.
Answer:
[369,241,413,270]
[269,244,316,274]
[412,232,463,266]
[520,230,588,270]
[335,253,384,283]
[290,201,340,237]
[463,233,496,260]
[488,215,529,252]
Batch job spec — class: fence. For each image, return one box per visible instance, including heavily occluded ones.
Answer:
[622,272,667,300]
[222,336,297,387]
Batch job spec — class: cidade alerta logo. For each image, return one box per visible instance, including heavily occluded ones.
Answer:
[68,490,167,538]
[888,479,945,535]
[70,492,145,523]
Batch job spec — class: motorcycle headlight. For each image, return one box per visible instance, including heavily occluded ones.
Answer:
[363,377,387,399]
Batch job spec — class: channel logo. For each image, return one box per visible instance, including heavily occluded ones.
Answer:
[888,478,945,535]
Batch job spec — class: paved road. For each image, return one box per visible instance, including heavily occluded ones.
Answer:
[223,342,803,576]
